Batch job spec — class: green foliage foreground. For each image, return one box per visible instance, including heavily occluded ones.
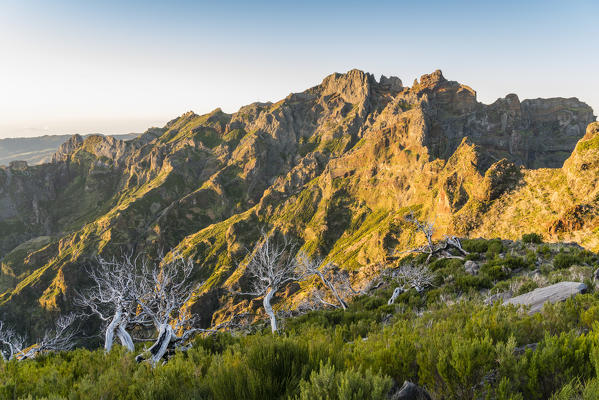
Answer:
[4,293,599,399]
[3,238,599,399]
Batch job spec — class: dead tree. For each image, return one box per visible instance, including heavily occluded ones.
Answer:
[1,314,77,360]
[395,265,435,292]
[75,255,144,352]
[387,265,435,304]
[297,253,349,310]
[387,287,404,305]
[237,233,305,334]
[0,321,25,361]
[134,253,201,365]
[405,212,435,259]
[403,212,469,263]
[19,314,78,360]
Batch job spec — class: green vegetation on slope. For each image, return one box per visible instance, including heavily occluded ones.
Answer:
[1,69,598,353]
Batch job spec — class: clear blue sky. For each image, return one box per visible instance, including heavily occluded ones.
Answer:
[0,0,597,138]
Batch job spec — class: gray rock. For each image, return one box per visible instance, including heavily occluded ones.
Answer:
[514,343,538,355]
[503,282,586,314]
[593,268,599,282]
[464,260,480,275]
[389,381,431,400]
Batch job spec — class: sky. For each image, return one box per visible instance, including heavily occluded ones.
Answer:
[0,0,597,138]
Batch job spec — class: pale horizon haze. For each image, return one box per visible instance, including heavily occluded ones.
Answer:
[0,0,597,138]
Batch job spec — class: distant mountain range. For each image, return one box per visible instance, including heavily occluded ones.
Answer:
[0,133,141,166]
[0,69,597,337]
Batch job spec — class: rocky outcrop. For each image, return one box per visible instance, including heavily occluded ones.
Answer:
[51,134,137,165]
[563,122,599,201]
[0,133,141,167]
[503,282,587,314]
[549,203,599,235]
[389,381,431,400]
[378,70,595,169]
[8,160,28,170]
[321,69,375,105]
[51,134,84,162]
[480,159,522,201]
[379,75,403,92]
[464,260,480,275]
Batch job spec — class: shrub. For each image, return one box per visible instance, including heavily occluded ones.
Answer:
[296,362,392,400]
[429,258,463,272]
[525,250,537,266]
[514,279,539,296]
[487,239,504,255]
[208,337,314,400]
[462,239,489,254]
[522,233,543,244]
[481,264,511,281]
[537,245,552,257]
[522,331,594,400]
[481,255,532,281]
[454,274,492,291]
[554,253,582,269]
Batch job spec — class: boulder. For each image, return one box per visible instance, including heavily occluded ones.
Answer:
[389,381,431,400]
[464,260,480,275]
[503,282,586,314]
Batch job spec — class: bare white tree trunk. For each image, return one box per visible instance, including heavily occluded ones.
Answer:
[104,308,122,352]
[148,324,174,364]
[388,287,404,305]
[315,271,348,309]
[264,289,278,333]
[117,323,134,352]
[75,255,146,355]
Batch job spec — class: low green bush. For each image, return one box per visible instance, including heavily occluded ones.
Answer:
[522,233,543,244]
[296,362,392,400]
[554,252,583,269]
[462,238,489,254]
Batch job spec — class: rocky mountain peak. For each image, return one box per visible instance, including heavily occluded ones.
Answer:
[504,93,521,110]
[408,69,478,116]
[379,75,403,91]
[320,69,376,104]
[51,134,84,163]
[165,111,199,129]
[417,69,446,88]
[583,121,599,141]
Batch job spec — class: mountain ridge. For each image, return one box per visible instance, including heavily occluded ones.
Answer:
[0,69,597,335]
[0,133,142,167]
